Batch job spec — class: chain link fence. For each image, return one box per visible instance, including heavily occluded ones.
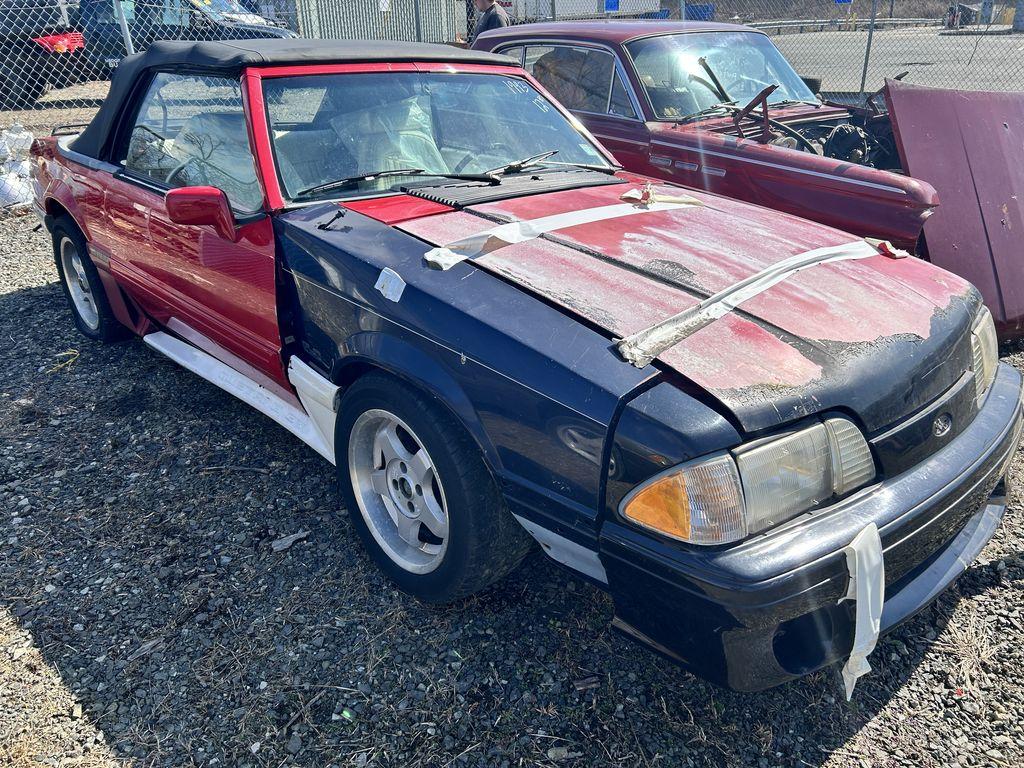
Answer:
[2,0,1023,210]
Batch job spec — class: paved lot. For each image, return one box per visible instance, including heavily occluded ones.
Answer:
[773,26,1024,94]
[3,210,1024,767]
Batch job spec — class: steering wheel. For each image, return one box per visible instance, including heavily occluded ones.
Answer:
[165,156,202,186]
[687,73,720,98]
[724,75,771,98]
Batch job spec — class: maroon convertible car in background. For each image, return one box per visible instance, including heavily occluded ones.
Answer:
[474,22,1024,338]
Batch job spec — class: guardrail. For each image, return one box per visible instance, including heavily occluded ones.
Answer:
[750,17,942,34]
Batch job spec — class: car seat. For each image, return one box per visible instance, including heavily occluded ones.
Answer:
[273,127,357,198]
[327,91,445,190]
[169,112,263,211]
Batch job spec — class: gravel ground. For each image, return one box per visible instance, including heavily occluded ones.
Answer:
[2,209,1024,768]
[1,82,107,136]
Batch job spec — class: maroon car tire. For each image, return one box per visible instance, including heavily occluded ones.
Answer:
[52,217,128,343]
[335,372,532,603]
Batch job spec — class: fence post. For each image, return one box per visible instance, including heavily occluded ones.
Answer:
[857,0,879,102]
[679,0,686,21]
[114,0,136,56]
[549,0,556,21]
[1015,0,1024,31]
[412,0,422,41]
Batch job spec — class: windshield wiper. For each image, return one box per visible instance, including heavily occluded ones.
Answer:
[697,56,731,102]
[773,98,822,108]
[486,150,560,177]
[676,101,738,122]
[297,168,496,198]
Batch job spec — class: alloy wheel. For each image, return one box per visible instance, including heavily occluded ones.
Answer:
[347,409,450,573]
[59,236,99,330]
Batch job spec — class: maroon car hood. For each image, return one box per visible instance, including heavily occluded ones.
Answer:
[393,176,975,432]
[886,79,1024,335]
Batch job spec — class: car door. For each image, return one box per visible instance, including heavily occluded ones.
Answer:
[106,70,288,392]
[504,42,650,170]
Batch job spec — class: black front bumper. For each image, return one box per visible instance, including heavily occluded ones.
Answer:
[600,363,1023,691]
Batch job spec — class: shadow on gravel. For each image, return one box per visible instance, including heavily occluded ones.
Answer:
[1,275,1020,768]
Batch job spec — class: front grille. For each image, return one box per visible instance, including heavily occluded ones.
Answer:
[871,371,978,477]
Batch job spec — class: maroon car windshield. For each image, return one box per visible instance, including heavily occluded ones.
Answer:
[626,32,816,119]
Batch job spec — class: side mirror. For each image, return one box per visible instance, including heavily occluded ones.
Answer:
[165,186,237,242]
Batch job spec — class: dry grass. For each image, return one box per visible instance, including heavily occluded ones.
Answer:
[0,610,129,768]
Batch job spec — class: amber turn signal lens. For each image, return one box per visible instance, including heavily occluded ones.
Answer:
[620,453,746,545]
[621,472,692,541]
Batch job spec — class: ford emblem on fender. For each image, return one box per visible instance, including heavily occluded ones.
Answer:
[933,413,954,438]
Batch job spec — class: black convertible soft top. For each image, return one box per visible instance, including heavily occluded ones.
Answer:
[72,39,515,159]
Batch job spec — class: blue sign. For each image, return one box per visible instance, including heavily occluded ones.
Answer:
[835,0,852,4]
[605,0,619,11]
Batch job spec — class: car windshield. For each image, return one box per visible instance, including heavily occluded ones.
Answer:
[626,32,816,120]
[189,0,249,19]
[262,71,611,202]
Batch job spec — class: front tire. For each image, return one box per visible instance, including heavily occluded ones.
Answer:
[52,216,128,342]
[336,373,531,603]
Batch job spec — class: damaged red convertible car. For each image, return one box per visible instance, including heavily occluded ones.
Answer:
[475,22,1024,337]
[31,39,1022,693]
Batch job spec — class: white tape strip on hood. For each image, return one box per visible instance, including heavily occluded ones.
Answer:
[423,197,702,270]
[840,523,885,700]
[616,239,883,368]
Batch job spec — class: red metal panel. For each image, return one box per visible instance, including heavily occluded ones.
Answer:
[639,122,936,249]
[249,61,529,79]
[887,80,1024,333]
[342,196,453,225]
[244,71,285,211]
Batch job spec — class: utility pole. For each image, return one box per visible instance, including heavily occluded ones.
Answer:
[857,0,879,101]
[114,0,135,56]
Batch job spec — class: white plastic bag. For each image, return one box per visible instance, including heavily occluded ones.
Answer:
[0,171,32,209]
[1,124,34,161]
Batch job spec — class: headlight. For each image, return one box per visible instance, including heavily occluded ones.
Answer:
[971,306,998,406]
[620,417,875,546]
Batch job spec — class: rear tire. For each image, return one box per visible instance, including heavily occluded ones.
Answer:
[52,216,128,342]
[335,372,532,603]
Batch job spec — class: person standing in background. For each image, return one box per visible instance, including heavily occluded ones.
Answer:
[471,0,510,41]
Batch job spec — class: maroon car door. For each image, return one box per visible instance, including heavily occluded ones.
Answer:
[108,72,288,393]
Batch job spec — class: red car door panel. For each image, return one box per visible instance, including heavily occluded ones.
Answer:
[99,70,288,393]
[146,206,284,387]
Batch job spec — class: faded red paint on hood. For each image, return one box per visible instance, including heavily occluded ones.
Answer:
[390,175,975,432]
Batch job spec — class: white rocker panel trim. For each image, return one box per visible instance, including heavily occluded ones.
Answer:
[143,331,338,464]
[287,356,340,463]
[512,514,608,584]
[145,330,606,576]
